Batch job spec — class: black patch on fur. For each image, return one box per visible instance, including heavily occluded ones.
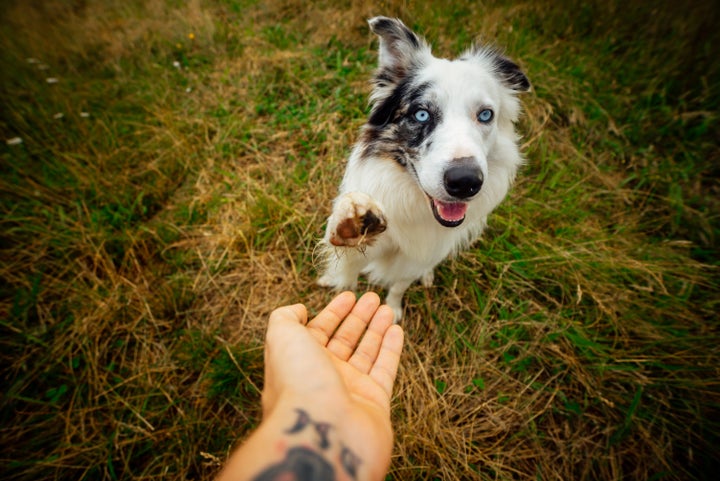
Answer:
[361,210,387,236]
[360,134,415,167]
[368,79,431,126]
[368,79,411,127]
[461,45,531,92]
[370,17,420,49]
[369,17,426,80]
[402,25,420,49]
[493,55,531,92]
[373,70,395,89]
[400,103,440,149]
[362,80,438,166]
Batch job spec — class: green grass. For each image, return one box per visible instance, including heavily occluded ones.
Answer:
[1,0,719,480]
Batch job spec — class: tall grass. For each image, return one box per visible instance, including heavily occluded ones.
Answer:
[1,0,718,480]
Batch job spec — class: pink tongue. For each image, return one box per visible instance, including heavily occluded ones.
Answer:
[435,200,467,221]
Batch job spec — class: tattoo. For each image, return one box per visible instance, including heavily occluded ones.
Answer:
[253,446,333,481]
[285,409,311,435]
[253,408,362,480]
[286,409,332,450]
[314,421,332,450]
[340,444,362,480]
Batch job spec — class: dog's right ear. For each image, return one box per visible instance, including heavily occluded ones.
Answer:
[368,17,430,78]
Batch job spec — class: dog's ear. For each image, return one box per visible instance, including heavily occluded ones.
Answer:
[492,54,531,92]
[462,45,531,93]
[368,17,430,76]
[366,17,431,127]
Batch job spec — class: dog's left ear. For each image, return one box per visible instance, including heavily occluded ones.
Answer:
[492,54,531,92]
[463,46,531,93]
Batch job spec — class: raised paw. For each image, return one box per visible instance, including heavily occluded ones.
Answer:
[327,192,387,248]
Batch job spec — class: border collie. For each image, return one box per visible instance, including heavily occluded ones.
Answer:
[318,17,530,321]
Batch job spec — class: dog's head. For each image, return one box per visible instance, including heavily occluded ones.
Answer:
[361,17,530,228]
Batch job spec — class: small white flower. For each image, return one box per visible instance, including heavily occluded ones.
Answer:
[46,77,59,84]
[172,61,181,69]
[53,112,64,119]
[185,87,192,93]
[80,112,90,118]
[6,137,23,145]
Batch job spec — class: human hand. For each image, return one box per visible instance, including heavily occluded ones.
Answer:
[261,291,404,479]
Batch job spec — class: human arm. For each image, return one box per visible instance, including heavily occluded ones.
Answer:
[215,291,404,481]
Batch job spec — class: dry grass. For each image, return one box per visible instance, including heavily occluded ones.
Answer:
[1,0,719,480]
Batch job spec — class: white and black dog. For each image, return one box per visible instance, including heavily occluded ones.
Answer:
[318,17,530,321]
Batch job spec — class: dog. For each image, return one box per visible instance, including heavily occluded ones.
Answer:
[318,16,530,321]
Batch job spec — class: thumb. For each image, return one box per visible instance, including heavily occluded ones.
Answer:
[268,303,308,331]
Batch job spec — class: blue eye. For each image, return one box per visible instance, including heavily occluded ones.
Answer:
[414,109,430,123]
[477,109,494,123]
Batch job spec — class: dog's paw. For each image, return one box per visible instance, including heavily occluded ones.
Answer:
[389,304,403,324]
[327,192,387,248]
[316,272,335,288]
[316,271,357,291]
[421,270,434,288]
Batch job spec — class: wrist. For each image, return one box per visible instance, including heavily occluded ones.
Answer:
[272,394,392,481]
[258,405,363,481]
[218,394,391,481]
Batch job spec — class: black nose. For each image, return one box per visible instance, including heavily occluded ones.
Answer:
[444,158,483,199]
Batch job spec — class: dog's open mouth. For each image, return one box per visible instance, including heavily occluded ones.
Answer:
[430,198,467,227]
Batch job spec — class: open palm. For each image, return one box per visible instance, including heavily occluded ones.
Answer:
[261,291,404,480]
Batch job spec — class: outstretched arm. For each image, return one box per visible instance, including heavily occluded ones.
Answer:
[216,292,404,481]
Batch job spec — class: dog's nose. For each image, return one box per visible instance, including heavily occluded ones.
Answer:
[444,158,483,199]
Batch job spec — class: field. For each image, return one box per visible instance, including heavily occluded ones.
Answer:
[1,0,718,479]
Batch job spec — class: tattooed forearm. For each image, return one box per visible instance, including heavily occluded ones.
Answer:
[252,408,362,481]
[253,446,334,481]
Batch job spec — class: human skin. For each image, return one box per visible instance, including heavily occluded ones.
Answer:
[215,291,404,481]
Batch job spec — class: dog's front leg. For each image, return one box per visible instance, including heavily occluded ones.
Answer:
[386,279,413,323]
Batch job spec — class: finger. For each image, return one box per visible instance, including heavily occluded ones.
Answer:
[369,324,404,398]
[306,291,357,345]
[326,292,381,361]
[267,304,308,334]
[348,304,395,374]
[263,303,308,414]
[265,304,308,360]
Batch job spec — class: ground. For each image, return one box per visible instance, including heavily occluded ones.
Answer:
[1,0,718,479]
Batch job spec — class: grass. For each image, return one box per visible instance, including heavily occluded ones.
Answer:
[1,0,718,479]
